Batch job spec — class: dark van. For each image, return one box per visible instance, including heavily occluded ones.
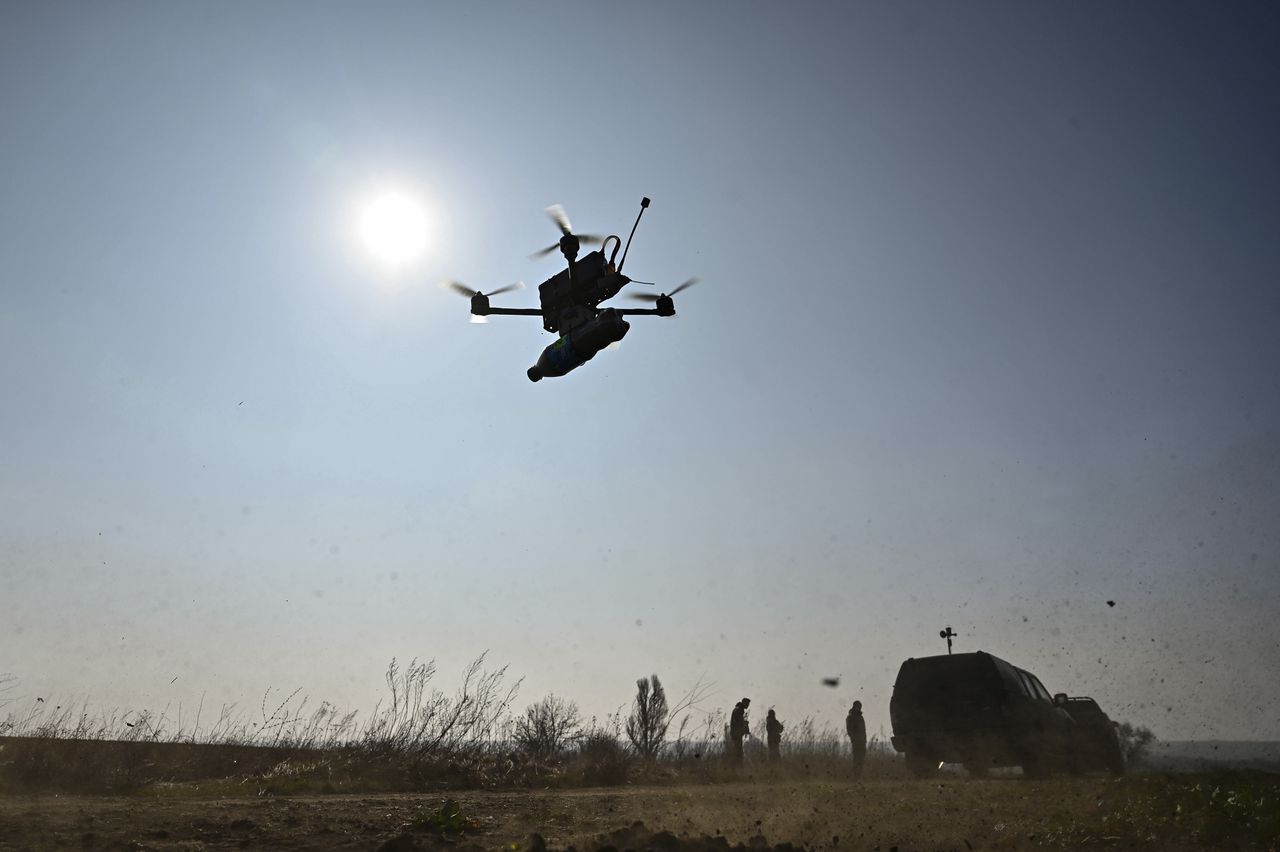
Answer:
[889,651,1119,777]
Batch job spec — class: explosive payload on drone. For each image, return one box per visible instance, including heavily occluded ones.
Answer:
[443,197,697,381]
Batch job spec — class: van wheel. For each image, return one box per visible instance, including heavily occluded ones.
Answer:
[906,752,938,778]
[1106,746,1126,777]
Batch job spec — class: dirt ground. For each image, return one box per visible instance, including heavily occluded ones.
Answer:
[0,776,1240,852]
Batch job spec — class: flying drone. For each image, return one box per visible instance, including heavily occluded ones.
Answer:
[444,197,697,382]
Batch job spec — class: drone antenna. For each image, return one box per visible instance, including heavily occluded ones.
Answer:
[618,196,650,274]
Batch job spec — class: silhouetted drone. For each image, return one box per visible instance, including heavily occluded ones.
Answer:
[444,197,697,381]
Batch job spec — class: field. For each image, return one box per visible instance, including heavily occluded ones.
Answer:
[4,772,1279,851]
[3,665,1276,850]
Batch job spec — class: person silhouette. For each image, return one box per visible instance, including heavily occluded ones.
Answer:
[765,708,784,761]
[846,700,867,778]
[729,698,751,764]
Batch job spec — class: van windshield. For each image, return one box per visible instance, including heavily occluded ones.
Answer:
[1026,674,1053,701]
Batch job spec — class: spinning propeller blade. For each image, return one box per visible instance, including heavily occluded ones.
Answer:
[443,280,480,298]
[529,204,604,258]
[443,281,524,323]
[440,280,525,299]
[626,277,700,302]
[484,281,526,297]
[547,204,573,236]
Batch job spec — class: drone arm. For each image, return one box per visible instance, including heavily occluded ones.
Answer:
[611,308,666,316]
[478,307,543,316]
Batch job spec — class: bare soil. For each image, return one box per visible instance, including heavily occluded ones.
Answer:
[0,776,1250,852]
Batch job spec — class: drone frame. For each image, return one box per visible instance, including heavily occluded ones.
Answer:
[447,196,696,380]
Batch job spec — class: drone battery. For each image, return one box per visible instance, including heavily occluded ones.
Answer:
[573,251,608,281]
[538,252,609,306]
[538,269,572,306]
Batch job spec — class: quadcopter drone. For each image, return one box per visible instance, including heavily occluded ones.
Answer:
[444,197,697,382]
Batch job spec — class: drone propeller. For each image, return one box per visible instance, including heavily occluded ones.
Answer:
[547,204,574,236]
[529,204,604,259]
[442,280,524,324]
[441,280,526,299]
[626,277,700,302]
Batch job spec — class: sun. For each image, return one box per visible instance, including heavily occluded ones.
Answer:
[359,191,429,267]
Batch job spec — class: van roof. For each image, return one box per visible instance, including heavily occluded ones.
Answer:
[904,650,1002,664]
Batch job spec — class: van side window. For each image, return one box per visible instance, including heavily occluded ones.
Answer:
[995,660,1028,697]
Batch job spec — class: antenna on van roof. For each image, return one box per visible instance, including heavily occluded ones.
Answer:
[939,626,958,654]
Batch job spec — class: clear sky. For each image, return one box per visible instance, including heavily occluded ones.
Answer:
[2,1,1278,742]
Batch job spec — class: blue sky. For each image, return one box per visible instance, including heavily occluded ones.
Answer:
[2,1,1278,741]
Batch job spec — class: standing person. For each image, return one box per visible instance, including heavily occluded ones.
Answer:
[846,700,867,778]
[765,708,784,762]
[729,698,751,764]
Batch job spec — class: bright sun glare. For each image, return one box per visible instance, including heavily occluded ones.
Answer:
[360,191,429,267]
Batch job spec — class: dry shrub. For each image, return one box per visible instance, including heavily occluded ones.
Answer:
[358,654,520,759]
[560,713,631,787]
[513,694,583,758]
[1115,721,1157,768]
[572,730,631,786]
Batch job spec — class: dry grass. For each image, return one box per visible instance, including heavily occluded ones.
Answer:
[0,657,1133,798]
